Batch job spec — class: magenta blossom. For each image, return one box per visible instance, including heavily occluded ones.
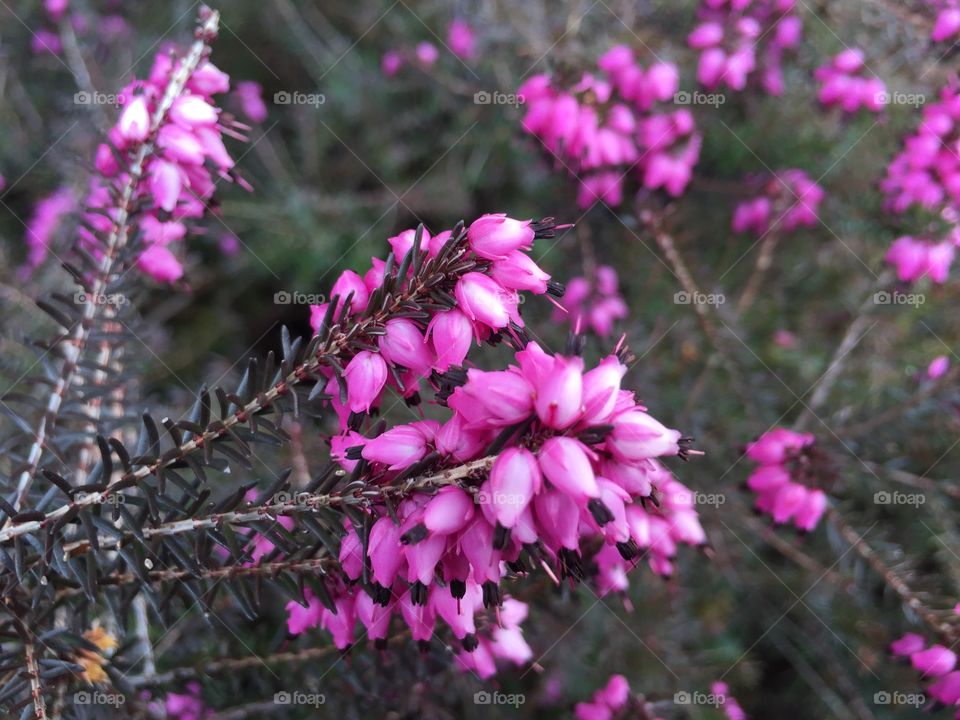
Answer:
[447,19,476,59]
[553,265,628,337]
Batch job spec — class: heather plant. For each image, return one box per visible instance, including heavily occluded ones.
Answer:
[1,1,960,719]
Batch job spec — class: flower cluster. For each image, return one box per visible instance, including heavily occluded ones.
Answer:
[890,632,960,708]
[321,342,700,655]
[552,265,628,337]
[32,1,129,56]
[574,674,639,720]
[882,83,960,218]
[518,45,701,208]
[688,0,802,94]
[745,428,828,531]
[308,214,561,422]
[731,169,825,236]
[814,49,886,114]
[381,18,475,76]
[885,234,956,284]
[76,42,247,283]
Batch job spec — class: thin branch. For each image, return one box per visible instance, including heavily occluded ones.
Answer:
[10,9,222,514]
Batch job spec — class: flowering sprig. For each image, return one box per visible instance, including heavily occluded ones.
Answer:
[814,49,886,114]
[312,341,702,655]
[552,265,629,338]
[688,0,802,94]
[518,45,700,208]
[744,428,828,531]
[731,169,825,237]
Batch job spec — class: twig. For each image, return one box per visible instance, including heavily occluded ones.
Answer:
[794,274,889,431]
[55,456,496,557]
[10,9,222,515]
[828,508,960,642]
[736,231,781,314]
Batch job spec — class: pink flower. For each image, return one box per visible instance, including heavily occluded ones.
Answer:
[793,488,827,532]
[379,318,433,375]
[911,644,957,677]
[490,251,551,293]
[927,355,950,380]
[342,351,387,413]
[890,632,926,657]
[415,42,439,67]
[538,437,600,503]
[487,448,542,528]
[118,97,151,142]
[362,423,430,470]
[285,593,323,635]
[137,244,184,283]
[467,214,535,260]
[933,8,960,42]
[746,428,814,465]
[448,369,534,428]
[534,355,584,429]
[234,81,268,123]
[454,272,521,329]
[688,22,724,48]
[608,410,681,461]
[447,19,476,59]
[427,309,474,371]
[381,50,403,77]
[423,486,475,535]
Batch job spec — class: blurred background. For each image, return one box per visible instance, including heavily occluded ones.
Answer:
[1,0,959,717]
